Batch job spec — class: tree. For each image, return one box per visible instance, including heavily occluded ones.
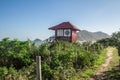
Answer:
[111,31,120,56]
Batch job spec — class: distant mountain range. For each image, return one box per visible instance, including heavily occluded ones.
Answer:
[32,30,110,45]
[77,30,110,42]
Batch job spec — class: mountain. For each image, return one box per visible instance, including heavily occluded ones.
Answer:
[33,39,42,46]
[77,30,110,42]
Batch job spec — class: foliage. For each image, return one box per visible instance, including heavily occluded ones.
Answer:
[37,41,104,80]
[0,38,32,69]
[103,48,120,80]
[97,31,120,56]
[0,38,105,80]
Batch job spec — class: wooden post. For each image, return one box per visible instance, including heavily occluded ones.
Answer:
[119,59,120,70]
[36,56,42,80]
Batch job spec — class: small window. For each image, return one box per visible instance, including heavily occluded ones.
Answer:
[57,29,63,36]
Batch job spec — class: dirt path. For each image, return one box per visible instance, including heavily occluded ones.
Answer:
[90,47,114,80]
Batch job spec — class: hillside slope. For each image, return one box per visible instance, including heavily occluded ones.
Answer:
[77,30,110,42]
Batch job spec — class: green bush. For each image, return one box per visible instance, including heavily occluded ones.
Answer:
[0,38,104,80]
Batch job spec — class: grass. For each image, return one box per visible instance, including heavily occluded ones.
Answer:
[108,47,119,69]
[71,47,108,80]
[89,47,120,80]
[102,47,120,80]
[71,47,120,80]
[81,47,107,78]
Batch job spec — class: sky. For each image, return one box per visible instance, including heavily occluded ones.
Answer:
[0,0,120,41]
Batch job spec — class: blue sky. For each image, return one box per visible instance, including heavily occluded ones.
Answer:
[0,0,120,40]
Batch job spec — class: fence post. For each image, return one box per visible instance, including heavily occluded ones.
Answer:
[119,59,120,70]
[36,56,42,80]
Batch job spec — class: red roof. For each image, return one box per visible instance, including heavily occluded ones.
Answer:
[49,22,80,31]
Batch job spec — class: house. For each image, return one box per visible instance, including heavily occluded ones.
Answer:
[48,22,80,42]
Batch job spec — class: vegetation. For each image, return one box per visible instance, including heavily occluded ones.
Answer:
[0,31,120,80]
[0,37,105,80]
[97,31,120,55]
[90,47,120,80]
[96,31,120,80]
[77,47,107,79]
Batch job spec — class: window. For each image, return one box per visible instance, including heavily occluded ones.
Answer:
[57,29,63,36]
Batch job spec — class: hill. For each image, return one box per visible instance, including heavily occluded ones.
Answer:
[33,39,42,46]
[77,30,110,42]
